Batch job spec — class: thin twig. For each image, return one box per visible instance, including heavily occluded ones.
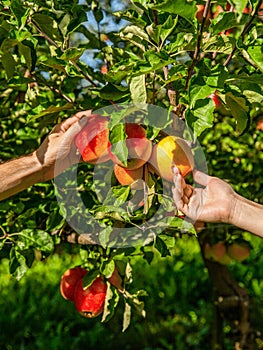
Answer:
[185,0,212,90]
[224,0,263,66]
[29,17,97,87]
[32,72,75,104]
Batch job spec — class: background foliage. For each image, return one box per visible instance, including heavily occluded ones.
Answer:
[0,0,263,348]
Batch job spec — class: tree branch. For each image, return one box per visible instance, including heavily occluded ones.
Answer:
[224,0,263,67]
[185,0,212,90]
[29,18,97,87]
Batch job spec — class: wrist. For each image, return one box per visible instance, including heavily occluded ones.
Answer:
[31,151,45,180]
[227,192,241,226]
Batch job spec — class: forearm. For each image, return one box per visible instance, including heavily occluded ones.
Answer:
[0,152,43,201]
[230,193,263,237]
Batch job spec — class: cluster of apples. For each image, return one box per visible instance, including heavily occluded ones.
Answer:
[60,266,122,318]
[74,114,194,186]
[204,241,251,265]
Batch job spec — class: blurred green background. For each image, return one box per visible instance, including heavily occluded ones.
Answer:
[1,233,263,350]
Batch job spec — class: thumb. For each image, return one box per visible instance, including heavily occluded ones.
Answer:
[192,170,211,187]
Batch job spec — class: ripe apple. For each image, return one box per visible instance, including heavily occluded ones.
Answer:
[257,118,263,131]
[204,242,232,265]
[74,276,107,318]
[60,267,87,302]
[150,136,194,182]
[212,5,224,18]
[75,114,111,164]
[113,164,144,186]
[227,242,250,262]
[109,123,152,170]
[208,92,221,109]
[195,4,211,23]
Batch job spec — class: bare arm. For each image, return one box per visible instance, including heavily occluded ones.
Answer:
[172,167,263,238]
[0,110,91,201]
[230,194,263,237]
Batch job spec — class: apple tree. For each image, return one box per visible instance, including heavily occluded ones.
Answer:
[0,0,263,348]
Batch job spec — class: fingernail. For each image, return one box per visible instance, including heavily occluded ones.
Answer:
[171,165,179,175]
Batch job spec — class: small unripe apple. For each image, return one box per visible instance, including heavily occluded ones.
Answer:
[74,276,107,318]
[227,242,250,262]
[60,267,87,302]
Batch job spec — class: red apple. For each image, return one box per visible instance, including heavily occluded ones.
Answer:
[74,276,107,318]
[227,242,250,262]
[204,242,232,265]
[208,92,221,109]
[75,114,111,164]
[195,4,211,24]
[60,267,87,302]
[257,118,263,131]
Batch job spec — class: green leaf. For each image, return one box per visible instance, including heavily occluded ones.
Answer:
[2,52,16,79]
[101,282,120,323]
[99,226,114,249]
[150,0,197,25]
[122,25,150,43]
[158,234,175,250]
[225,92,249,134]
[155,236,170,257]
[94,83,129,101]
[59,47,85,61]
[82,270,100,289]
[0,38,18,52]
[18,229,54,253]
[32,13,63,45]
[11,0,29,28]
[231,0,248,14]
[189,83,215,109]
[67,6,87,35]
[202,35,235,54]
[28,103,73,121]
[130,75,147,103]
[9,248,28,280]
[186,98,215,137]
[45,210,64,231]
[210,12,237,34]
[111,186,131,207]
[122,301,132,332]
[144,104,172,129]
[247,42,263,73]
[158,15,178,44]
[18,42,32,70]
[109,124,128,165]
[101,259,115,278]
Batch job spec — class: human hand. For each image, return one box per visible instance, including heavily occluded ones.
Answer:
[172,167,237,225]
[35,110,91,181]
